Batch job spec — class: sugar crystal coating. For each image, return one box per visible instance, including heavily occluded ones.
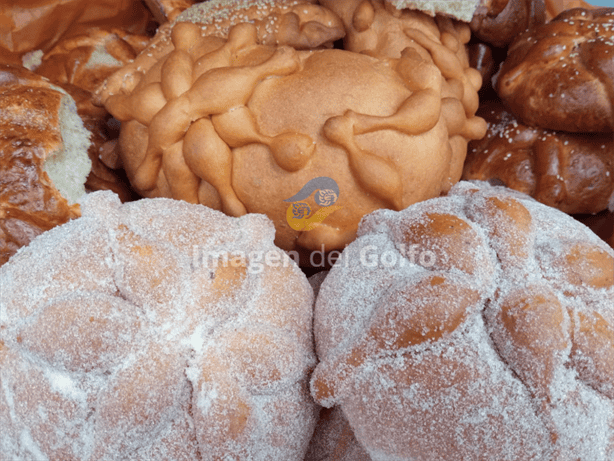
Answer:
[311,180,614,461]
[0,190,318,460]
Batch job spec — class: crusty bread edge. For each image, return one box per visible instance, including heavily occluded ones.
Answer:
[42,85,92,205]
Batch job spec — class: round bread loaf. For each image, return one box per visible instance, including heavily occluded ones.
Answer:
[310,180,614,460]
[98,3,485,256]
[0,64,92,266]
[463,100,614,214]
[496,7,614,132]
[0,191,318,460]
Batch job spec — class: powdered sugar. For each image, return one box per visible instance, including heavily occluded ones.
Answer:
[0,190,318,460]
[311,180,614,460]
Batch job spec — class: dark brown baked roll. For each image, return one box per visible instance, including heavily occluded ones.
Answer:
[496,7,614,133]
[463,100,614,214]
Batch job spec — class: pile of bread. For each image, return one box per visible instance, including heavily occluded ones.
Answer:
[1,0,613,460]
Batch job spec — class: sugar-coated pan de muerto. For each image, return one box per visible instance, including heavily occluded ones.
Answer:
[0,191,318,460]
[311,180,614,461]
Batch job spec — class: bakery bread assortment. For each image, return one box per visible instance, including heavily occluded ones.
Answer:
[0,190,318,460]
[0,65,91,266]
[464,6,614,218]
[32,27,151,94]
[1,0,613,458]
[0,0,151,66]
[25,27,152,203]
[310,180,614,460]
[98,0,486,255]
[463,100,614,214]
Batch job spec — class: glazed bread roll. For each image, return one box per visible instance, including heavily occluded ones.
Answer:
[463,100,614,214]
[497,7,614,132]
[310,180,614,460]
[0,64,91,265]
[98,1,485,256]
[0,191,318,460]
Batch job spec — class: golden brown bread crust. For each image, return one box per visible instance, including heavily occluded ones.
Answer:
[310,180,614,460]
[468,41,496,85]
[0,0,151,66]
[0,65,81,266]
[96,0,345,104]
[470,0,546,48]
[35,27,150,94]
[463,100,614,214]
[99,2,485,255]
[0,191,319,460]
[497,7,614,133]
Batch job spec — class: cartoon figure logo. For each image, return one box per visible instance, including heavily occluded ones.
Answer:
[284,177,343,231]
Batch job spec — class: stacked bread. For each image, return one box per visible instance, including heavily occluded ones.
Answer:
[464,6,614,216]
[0,3,159,264]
